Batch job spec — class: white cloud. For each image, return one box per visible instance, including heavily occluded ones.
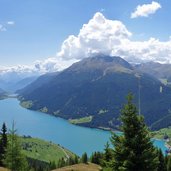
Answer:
[131,1,161,18]
[57,12,132,60]
[0,57,78,77]
[0,21,15,32]
[0,24,6,32]
[57,12,171,64]
[7,21,15,25]
[1,12,171,76]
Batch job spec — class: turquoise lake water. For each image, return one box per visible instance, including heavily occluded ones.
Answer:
[0,98,167,156]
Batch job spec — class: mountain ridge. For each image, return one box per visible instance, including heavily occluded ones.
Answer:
[18,56,171,130]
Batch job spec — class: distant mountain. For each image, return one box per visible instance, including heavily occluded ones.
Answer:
[0,88,8,99]
[135,62,171,81]
[17,72,59,95]
[0,75,38,93]
[0,88,5,94]
[18,56,171,130]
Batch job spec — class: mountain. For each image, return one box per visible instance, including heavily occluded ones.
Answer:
[18,56,171,130]
[17,72,59,95]
[135,62,171,82]
[0,88,8,99]
[0,70,41,93]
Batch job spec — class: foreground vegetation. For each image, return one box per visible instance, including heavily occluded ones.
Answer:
[20,137,74,163]
[0,123,79,171]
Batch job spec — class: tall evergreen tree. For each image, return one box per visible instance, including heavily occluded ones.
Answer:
[111,94,159,171]
[167,157,171,171]
[104,141,113,162]
[4,122,28,171]
[0,122,7,166]
[157,149,167,171]
[81,152,88,164]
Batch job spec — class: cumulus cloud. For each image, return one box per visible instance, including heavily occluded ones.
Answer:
[131,1,161,18]
[57,12,132,60]
[57,12,171,64]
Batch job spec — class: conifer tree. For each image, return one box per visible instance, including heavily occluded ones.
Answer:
[157,149,167,171]
[4,122,28,171]
[167,157,171,171]
[81,152,88,164]
[103,141,113,168]
[0,122,7,166]
[74,155,79,164]
[57,157,66,168]
[111,94,159,171]
[104,141,113,162]
[49,161,56,170]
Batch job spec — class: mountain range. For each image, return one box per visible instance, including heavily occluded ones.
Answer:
[135,62,171,82]
[17,55,171,130]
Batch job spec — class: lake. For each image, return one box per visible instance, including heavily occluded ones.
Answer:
[0,98,167,156]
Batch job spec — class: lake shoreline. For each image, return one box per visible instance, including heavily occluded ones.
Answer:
[0,97,168,156]
[17,98,169,152]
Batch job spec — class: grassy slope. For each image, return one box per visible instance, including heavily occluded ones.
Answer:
[69,116,93,124]
[52,163,102,171]
[20,137,75,163]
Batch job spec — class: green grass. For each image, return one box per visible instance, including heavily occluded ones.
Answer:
[39,107,48,113]
[20,137,75,163]
[69,116,93,124]
[20,100,33,109]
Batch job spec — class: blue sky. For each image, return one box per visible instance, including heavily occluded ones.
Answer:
[0,0,171,67]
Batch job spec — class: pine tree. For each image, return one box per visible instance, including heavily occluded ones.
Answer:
[74,155,79,164]
[91,151,103,165]
[57,157,66,168]
[4,122,29,171]
[157,149,167,171]
[0,122,8,166]
[167,156,171,171]
[81,152,88,164]
[49,161,56,170]
[111,93,159,171]
[103,141,113,168]
[104,142,113,162]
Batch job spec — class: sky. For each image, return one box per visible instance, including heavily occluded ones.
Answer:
[0,0,171,74]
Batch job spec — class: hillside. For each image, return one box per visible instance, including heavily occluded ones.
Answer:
[0,74,38,93]
[18,56,171,130]
[17,72,59,95]
[20,136,75,163]
[135,62,171,82]
[52,163,102,171]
